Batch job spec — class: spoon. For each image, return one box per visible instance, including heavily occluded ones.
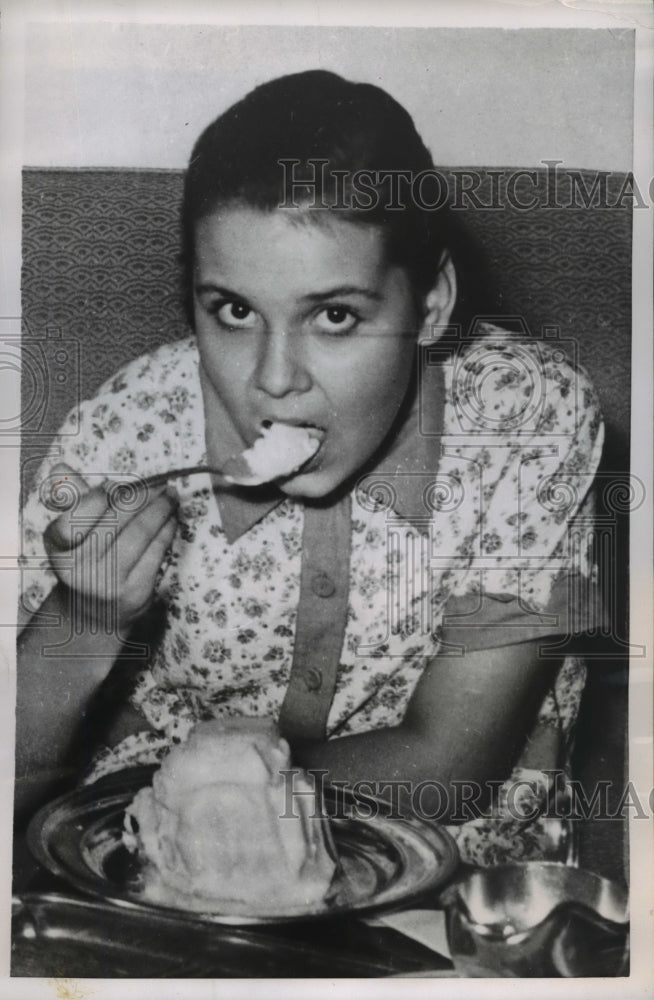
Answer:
[134,458,254,492]
[42,422,320,511]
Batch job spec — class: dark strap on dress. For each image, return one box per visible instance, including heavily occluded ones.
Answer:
[278,492,352,742]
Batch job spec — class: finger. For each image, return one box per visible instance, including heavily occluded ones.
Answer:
[101,479,173,539]
[108,492,178,579]
[42,463,101,553]
[61,491,176,592]
[46,491,177,597]
[44,476,170,557]
[41,463,91,514]
[44,491,113,554]
[123,512,178,613]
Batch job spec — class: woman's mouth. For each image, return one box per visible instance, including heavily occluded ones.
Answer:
[261,419,327,456]
[261,418,325,438]
[226,421,324,485]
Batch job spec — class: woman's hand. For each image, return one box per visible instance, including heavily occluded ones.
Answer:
[43,462,178,635]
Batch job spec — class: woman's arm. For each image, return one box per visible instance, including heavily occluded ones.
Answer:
[291,640,559,822]
[15,584,128,817]
[15,466,177,818]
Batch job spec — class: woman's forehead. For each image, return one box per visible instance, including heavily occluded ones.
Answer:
[194,205,391,284]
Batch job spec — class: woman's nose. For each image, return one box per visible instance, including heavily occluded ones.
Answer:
[254,328,311,398]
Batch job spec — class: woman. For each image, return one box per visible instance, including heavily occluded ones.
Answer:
[17,70,604,864]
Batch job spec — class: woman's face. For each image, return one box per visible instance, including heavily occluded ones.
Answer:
[193,205,425,498]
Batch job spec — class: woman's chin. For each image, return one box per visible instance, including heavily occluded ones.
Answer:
[277,466,343,500]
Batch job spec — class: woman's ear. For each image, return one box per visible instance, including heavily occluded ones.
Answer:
[418,253,457,342]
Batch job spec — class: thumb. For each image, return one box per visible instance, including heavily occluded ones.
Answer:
[40,462,91,514]
[42,463,108,555]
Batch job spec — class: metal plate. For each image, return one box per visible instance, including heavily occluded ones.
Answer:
[27,767,458,925]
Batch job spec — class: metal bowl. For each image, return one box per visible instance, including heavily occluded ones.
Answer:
[442,862,629,977]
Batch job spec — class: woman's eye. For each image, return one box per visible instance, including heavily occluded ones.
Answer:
[314,306,359,336]
[214,301,257,329]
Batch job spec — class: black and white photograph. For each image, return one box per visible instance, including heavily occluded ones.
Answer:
[2,1,652,994]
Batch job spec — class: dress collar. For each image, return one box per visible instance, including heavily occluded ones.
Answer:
[199,346,446,544]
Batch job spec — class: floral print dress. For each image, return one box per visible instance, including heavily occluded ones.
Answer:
[20,325,605,865]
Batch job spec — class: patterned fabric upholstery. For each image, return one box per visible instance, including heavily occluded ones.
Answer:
[20,166,632,881]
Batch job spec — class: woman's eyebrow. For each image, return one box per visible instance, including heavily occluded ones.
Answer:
[301,285,383,303]
[194,282,245,299]
[195,282,383,303]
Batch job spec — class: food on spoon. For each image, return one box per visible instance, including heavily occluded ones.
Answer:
[122,718,337,912]
[224,421,320,485]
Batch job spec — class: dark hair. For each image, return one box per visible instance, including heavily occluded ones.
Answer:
[181,70,462,321]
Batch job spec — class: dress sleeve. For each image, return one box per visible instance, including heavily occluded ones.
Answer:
[18,340,202,621]
[17,373,139,619]
[439,341,606,651]
[19,409,92,620]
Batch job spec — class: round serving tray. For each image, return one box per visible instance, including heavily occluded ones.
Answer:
[28,766,458,925]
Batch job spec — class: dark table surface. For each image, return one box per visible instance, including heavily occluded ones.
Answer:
[12,827,455,979]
